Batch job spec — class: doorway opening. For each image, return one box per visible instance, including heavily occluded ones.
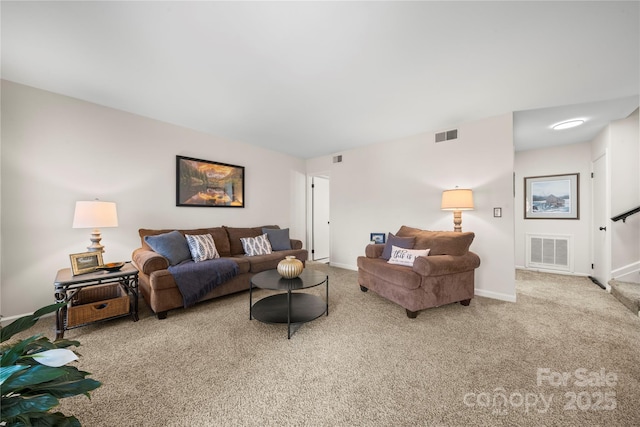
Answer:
[309,176,330,263]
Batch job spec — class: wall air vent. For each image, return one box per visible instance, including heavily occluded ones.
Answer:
[526,234,572,272]
[435,129,458,143]
[333,155,343,163]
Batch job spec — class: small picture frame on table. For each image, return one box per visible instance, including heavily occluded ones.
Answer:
[370,233,386,244]
[70,251,104,276]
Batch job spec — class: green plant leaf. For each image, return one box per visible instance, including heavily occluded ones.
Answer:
[30,378,102,399]
[0,365,28,386]
[2,365,66,394]
[1,335,40,367]
[18,411,82,427]
[1,394,60,418]
[0,303,65,343]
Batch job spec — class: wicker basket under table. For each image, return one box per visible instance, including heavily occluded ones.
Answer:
[67,283,130,327]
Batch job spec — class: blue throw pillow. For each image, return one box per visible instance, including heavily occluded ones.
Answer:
[262,228,292,251]
[144,230,191,266]
[381,233,415,260]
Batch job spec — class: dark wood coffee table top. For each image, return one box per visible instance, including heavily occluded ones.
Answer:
[250,269,328,291]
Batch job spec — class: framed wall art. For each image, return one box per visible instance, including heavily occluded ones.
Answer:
[176,155,244,207]
[524,173,579,219]
[69,251,104,275]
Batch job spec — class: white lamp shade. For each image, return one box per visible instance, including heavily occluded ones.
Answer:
[72,201,118,228]
[441,189,474,211]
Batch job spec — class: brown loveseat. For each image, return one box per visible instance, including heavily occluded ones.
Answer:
[132,225,307,319]
[357,225,480,318]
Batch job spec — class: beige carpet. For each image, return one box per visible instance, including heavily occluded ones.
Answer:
[19,264,640,426]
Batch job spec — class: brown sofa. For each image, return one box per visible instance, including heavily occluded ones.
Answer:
[132,225,308,319]
[357,225,480,318]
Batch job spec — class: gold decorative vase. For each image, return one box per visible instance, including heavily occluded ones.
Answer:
[277,256,304,279]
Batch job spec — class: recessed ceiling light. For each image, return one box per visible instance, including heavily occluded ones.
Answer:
[552,119,585,130]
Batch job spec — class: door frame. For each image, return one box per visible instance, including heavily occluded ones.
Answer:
[591,151,611,289]
[306,173,330,262]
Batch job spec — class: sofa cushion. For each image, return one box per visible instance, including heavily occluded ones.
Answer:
[381,233,415,260]
[396,226,474,256]
[185,234,220,262]
[139,227,230,256]
[241,234,273,256]
[262,227,292,251]
[225,225,279,255]
[144,230,191,266]
[387,246,430,267]
[206,227,231,257]
[236,249,307,273]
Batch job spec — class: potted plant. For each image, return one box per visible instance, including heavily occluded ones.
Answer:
[1,303,101,426]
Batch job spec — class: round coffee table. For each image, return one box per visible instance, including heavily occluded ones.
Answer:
[250,269,329,339]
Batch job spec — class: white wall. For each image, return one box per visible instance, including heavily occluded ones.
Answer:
[308,113,516,302]
[609,109,640,281]
[514,142,592,275]
[0,81,307,319]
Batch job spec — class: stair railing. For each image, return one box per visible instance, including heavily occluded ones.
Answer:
[611,205,640,223]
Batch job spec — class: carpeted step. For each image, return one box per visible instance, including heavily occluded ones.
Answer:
[609,279,640,316]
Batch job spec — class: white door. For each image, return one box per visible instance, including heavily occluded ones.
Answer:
[592,154,609,287]
[312,177,330,261]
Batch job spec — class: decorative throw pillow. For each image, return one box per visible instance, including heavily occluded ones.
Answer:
[262,227,292,251]
[240,234,273,256]
[144,230,191,266]
[387,245,430,267]
[185,234,220,262]
[381,233,416,260]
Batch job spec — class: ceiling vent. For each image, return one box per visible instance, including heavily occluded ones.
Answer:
[435,129,458,143]
[333,155,343,163]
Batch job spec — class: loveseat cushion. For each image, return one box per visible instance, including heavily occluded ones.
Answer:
[357,257,421,290]
[396,226,474,256]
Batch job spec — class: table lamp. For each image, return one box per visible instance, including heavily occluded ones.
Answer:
[441,188,474,232]
[72,200,118,252]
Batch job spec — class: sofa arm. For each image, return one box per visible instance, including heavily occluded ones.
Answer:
[290,239,303,250]
[412,251,481,277]
[132,248,170,275]
[365,244,385,258]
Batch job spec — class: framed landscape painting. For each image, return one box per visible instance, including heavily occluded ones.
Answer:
[176,155,244,207]
[524,173,579,219]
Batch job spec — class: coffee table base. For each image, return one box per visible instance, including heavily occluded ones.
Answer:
[253,293,326,322]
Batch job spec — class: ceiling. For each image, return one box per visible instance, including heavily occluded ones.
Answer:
[2,1,638,158]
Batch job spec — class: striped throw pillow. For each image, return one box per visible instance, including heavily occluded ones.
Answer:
[185,234,220,262]
[240,234,272,256]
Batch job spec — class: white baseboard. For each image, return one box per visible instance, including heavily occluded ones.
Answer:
[516,266,589,277]
[475,288,517,303]
[0,311,55,327]
[612,261,640,283]
[328,262,357,271]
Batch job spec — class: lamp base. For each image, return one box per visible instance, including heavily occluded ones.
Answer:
[452,210,463,232]
[87,229,105,253]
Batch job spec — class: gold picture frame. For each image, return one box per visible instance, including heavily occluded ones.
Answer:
[69,251,104,275]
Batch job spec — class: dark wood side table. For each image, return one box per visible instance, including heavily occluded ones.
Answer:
[53,263,139,339]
